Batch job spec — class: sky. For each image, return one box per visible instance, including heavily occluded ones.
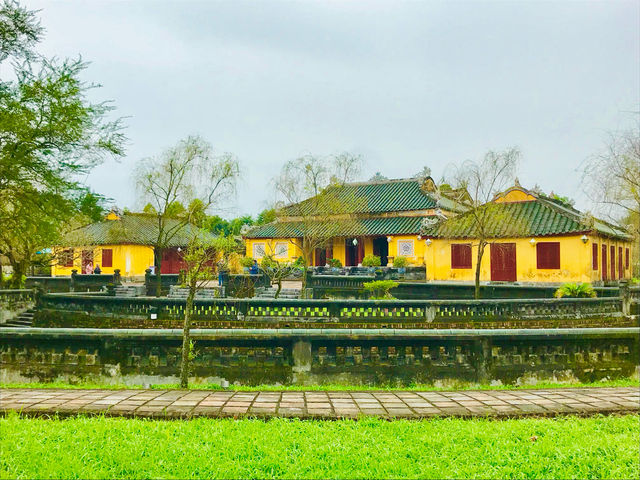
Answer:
[25,0,640,218]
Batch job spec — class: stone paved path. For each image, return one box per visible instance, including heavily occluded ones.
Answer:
[1,387,638,420]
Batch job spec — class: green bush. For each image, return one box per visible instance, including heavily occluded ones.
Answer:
[392,256,408,268]
[362,255,381,267]
[554,282,596,298]
[363,279,399,299]
[239,256,254,268]
[292,257,305,267]
[328,258,342,268]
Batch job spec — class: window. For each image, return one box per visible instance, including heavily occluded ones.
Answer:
[60,249,74,267]
[536,242,560,269]
[252,242,266,259]
[274,242,288,258]
[451,244,472,269]
[592,243,598,270]
[102,248,113,268]
[626,248,630,269]
[397,239,414,257]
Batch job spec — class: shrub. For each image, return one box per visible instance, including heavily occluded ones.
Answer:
[554,283,596,298]
[392,256,408,268]
[292,257,305,267]
[239,256,254,268]
[362,255,381,267]
[328,258,342,268]
[363,279,399,299]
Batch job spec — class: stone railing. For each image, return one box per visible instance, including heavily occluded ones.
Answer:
[70,270,121,292]
[25,276,72,293]
[144,270,180,296]
[308,275,622,300]
[31,293,634,330]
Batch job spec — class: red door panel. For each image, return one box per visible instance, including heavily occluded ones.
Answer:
[490,243,517,282]
[602,244,607,281]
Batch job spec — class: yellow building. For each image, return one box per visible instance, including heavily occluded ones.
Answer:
[423,185,634,284]
[244,177,469,267]
[52,212,206,279]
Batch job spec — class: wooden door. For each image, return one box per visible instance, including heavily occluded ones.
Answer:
[490,243,517,282]
[81,250,94,274]
[610,245,616,280]
[602,244,607,281]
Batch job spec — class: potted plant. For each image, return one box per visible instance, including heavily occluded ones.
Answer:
[362,254,381,273]
[239,256,254,274]
[393,256,408,274]
[328,257,342,273]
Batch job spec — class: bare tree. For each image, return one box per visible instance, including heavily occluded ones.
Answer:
[272,153,363,292]
[583,129,640,276]
[451,148,520,299]
[260,253,295,299]
[135,136,239,295]
[179,234,235,389]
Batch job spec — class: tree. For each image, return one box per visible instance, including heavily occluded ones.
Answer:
[260,254,295,298]
[0,0,125,282]
[135,136,239,296]
[179,234,235,389]
[450,148,520,299]
[273,153,363,291]
[583,129,640,276]
[255,208,276,225]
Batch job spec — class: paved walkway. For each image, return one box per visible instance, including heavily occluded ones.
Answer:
[1,387,638,420]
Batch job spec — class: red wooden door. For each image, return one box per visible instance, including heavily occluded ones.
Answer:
[160,248,184,274]
[618,246,623,279]
[602,244,608,281]
[610,245,615,280]
[490,243,517,282]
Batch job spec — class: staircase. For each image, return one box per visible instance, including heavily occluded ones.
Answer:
[256,286,301,299]
[114,285,146,297]
[3,308,35,328]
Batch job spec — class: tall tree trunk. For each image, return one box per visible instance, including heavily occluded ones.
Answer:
[154,248,163,297]
[274,276,282,299]
[9,259,27,289]
[474,241,486,300]
[180,281,195,389]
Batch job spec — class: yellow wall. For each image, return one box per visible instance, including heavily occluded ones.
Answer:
[425,234,633,283]
[52,244,155,278]
[244,238,303,263]
[387,235,426,266]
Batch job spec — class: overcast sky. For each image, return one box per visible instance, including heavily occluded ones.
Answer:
[27,0,640,218]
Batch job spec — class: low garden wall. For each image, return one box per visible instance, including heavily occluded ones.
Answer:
[25,276,71,293]
[1,327,637,386]
[31,293,637,330]
[308,275,623,300]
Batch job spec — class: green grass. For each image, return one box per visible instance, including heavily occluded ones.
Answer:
[0,413,638,479]
[2,377,638,391]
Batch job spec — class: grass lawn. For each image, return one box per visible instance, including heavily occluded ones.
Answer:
[0,413,638,479]
[1,377,638,391]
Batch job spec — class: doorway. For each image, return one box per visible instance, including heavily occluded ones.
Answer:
[81,250,94,274]
[490,243,516,282]
[344,239,364,266]
[372,237,389,266]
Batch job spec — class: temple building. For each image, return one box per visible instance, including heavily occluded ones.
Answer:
[244,177,469,267]
[51,211,205,278]
[423,184,634,284]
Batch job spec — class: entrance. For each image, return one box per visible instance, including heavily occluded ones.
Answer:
[314,245,333,266]
[490,243,516,282]
[344,239,364,266]
[81,250,94,274]
[372,237,389,266]
[160,247,185,274]
[602,244,607,281]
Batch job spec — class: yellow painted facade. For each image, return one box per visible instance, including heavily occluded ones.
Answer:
[52,244,155,278]
[425,234,633,283]
[245,235,427,266]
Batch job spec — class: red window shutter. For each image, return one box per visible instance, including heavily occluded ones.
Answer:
[626,248,630,269]
[536,242,560,269]
[610,245,615,279]
[592,243,598,270]
[618,247,623,279]
[451,244,472,269]
[102,249,113,268]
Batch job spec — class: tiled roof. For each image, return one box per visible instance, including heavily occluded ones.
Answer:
[280,178,466,216]
[61,213,211,246]
[425,196,631,240]
[245,215,428,239]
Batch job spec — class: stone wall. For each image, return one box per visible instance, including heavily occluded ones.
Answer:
[1,328,637,386]
[0,290,34,325]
